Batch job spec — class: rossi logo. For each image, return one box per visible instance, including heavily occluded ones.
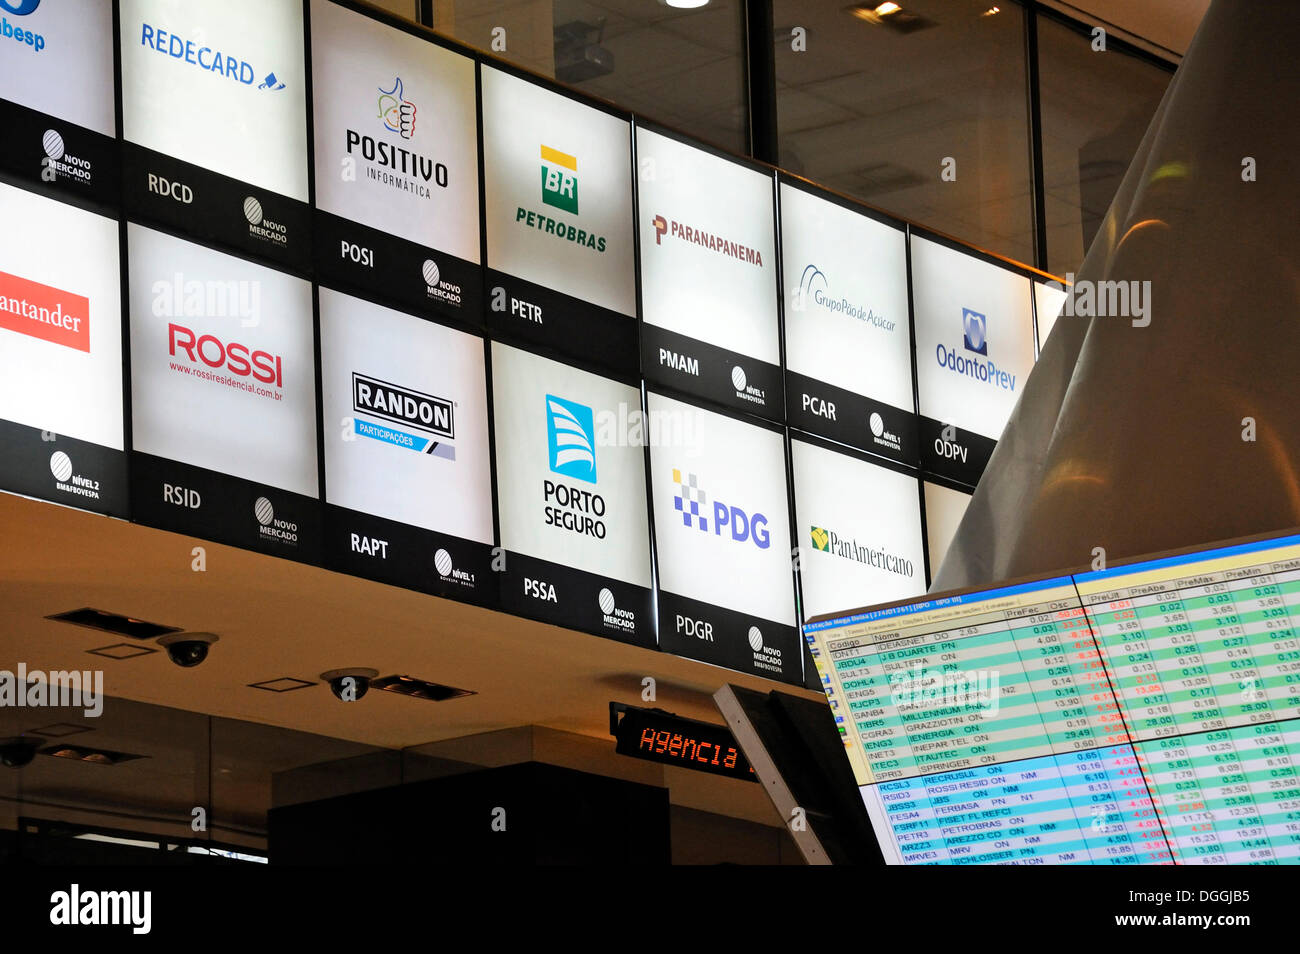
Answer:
[671,469,770,548]
[540,144,578,214]
[167,324,283,398]
[378,77,416,139]
[546,394,596,484]
[0,271,89,351]
[351,372,456,460]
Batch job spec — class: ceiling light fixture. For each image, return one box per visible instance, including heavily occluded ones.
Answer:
[660,0,711,9]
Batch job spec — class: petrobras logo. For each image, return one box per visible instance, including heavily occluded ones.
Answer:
[166,323,285,401]
[544,395,606,541]
[0,270,89,352]
[808,525,914,578]
[962,307,988,355]
[47,449,101,501]
[540,144,578,214]
[1,0,45,54]
[935,307,1016,392]
[39,129,93,187]
[345,75,448,201]
[514,144,607,253]
[650,214,763,268]
[378,77,416,140]
[792,264,895,332]
[671,468,770,549]
[546,394,596,484]
[241,195,288,247]
[253,495,298,547]
[597,586,636,634]
[138,23,285,91]
[351,372,456,461]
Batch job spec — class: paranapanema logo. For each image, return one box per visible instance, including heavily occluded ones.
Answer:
[351,371,456,460]
[138,21,285,91]
[650,213,762,267]
[379,76,416,139]
[50,884,150,935]
[0,269,90,352]
[0,663,103,718]
[808,525,914,577]
[792,264,895,331]
[935,306,1017,392]
[48,450,101,501]
[513,143,607,252]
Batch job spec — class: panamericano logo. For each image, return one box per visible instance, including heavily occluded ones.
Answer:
[546,394,596,484]
[378,77,416,139]
[139,22,285,90]
[352,372,456,460]
[651,214,762,267]
[809,525,913,577]
[935,307,1016,392]
[794,264,894,331]
[514,144,606,253]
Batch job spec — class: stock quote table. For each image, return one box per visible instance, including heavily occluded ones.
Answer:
[805,533,1300,864]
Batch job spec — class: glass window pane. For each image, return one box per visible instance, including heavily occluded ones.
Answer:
[774,0,1034,264]
[433,0,748,154]
[1038,15,1173,274]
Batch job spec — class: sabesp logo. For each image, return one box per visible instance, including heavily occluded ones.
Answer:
[540,145,578,214]
[0,271,89,352]
[351,372,456,460]
[546,394,596,484]
[138,22,284,91]
[1,0,44,54]
[962,307,988,355]
[378,77,416,139]
[167,323,284,398]
[671,468,770,548]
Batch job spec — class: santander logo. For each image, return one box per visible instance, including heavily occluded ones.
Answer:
[0,270,90,352]
[168,323,283,389]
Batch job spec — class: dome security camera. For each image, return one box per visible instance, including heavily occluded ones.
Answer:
[320,668,379,702]
[0,737,41,768]
[157,632,220,668]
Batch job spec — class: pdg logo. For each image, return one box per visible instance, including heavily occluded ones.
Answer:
[1,1,41,15]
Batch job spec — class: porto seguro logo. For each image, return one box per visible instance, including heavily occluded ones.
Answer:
[544,395,606,540]
[672,469,770,548]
